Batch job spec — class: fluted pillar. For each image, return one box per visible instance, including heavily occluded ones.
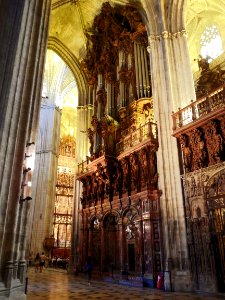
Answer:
[29,104,60,256]
[0,0,51,297]
[142,0,196,292]
[70,179,82,272]
[76,105,92,158]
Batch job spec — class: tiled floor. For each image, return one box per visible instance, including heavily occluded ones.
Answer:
[27,268,224,300]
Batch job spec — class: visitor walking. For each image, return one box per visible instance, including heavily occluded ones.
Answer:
[40,252,46,273]
[86,256,93,285]
[34,253,40,273]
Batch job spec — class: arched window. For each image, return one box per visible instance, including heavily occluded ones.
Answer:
[200,25,223,62]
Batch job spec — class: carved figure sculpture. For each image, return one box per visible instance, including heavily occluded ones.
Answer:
[149,150,158,189]
[88,128,94,156]
[130,153,138,191]
[205,120,223,165]
[92,175,98,201]
[114,161,123,197]
[197,55,210,72]
[121,158,129,194]
[220,118,225,141]
[190,128,207,170]
[139,148,149,187]
[218,173,225,194]
[179,134,192,172]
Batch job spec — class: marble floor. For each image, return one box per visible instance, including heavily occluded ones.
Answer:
[27,268,224,300]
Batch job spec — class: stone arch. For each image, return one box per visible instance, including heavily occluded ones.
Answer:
[168,0,186,32]
[122,205,139,219]
[89,214,101,230]
[141,0,186,36]
[48,36,88,106]
[141,1,159,35]
[102,210,119,228]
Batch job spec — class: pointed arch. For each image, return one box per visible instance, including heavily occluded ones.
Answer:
[48,36,87,106]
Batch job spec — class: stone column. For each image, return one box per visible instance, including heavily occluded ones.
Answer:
[69,179,82,272]
[77,106,91,158]
[142,0,195,291]
[0,0,51,296]
[29,104,61,256]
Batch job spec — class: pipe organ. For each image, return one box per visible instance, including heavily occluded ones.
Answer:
[76,2,162,288]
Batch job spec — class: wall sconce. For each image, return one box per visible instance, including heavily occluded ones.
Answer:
[19,196,32,204]
[26,142,35,147]
[23,167,31,174]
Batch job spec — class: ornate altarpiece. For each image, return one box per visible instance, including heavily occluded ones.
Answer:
[52,135,76,257]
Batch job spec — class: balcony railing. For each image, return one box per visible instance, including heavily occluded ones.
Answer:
[172,84,225,133]
[116,121,158,154]
[77,155,94,176]
[77,121,158,176]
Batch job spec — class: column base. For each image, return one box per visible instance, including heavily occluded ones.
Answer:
[173,270,193,292]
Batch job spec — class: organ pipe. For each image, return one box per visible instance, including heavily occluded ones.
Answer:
[144,48,150,97]
[134,43,140,99]
[137,44,143,98]
[141,47,146,97]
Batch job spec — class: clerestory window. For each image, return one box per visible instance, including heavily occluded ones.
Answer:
[200,25,223,62]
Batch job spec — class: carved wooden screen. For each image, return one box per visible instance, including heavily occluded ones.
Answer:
[187,217,215,290]
[205,171,225,292]
[90,217,101,272]
[104,214,118,273]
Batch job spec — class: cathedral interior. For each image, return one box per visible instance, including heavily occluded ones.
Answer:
[0,0,225,298]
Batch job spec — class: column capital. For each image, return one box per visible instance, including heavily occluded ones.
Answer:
[147,45,151,54]
[161,31,172,39]
[172,29,188,38]
[148,29,187,45]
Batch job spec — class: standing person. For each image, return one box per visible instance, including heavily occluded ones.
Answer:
[86,256,93,285]
[34,253,40,273]
[45,255,49,268]
[40,252,46,273]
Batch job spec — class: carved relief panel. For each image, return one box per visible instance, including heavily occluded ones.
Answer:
[182,164,225,292]
[179,116,225,173]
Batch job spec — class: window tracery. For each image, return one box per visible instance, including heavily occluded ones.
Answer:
[200,25,223,61]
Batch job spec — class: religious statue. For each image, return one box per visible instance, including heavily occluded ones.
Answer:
[121,158,129,194]
[88,128,94,156]
[129,153,139,191]
[205,120,223,165]
[190,128,207,170]
[139,148,149,187]
[218,173,225,194]
[179,134,192,172]
[196,54,210,72]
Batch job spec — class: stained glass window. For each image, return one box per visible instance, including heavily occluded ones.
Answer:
[200,25,223,62]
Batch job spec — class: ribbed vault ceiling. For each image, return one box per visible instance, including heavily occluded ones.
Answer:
[45,0,225,142]
[49,0,225,73]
